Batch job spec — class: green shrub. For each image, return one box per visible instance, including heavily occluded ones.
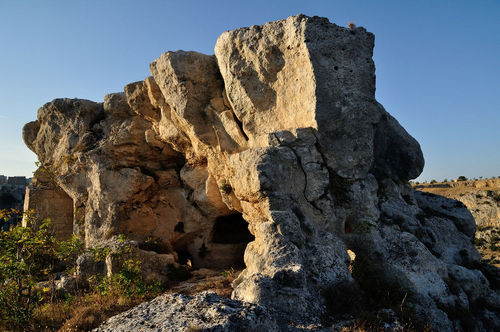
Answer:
[0,209,165,330]
[96,258,162,298]
[0,213,57,328]
[57,234,84,273]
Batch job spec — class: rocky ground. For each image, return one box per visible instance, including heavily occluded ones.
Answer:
[90,181,500,331]
[416,179,500,267]
[415,179,500,227]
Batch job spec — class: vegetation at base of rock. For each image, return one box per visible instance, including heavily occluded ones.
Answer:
[0,208,167,331]
[32,290,154,331]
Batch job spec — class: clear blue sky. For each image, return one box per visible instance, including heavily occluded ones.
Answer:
[0,0,498,182]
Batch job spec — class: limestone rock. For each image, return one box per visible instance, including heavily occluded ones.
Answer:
[22,14,500,331]
[416,179,500,228]
[22,169,73,241]
[214,15,423,180]
[93,292,279,332]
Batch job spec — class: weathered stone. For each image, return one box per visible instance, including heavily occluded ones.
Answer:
[93,292,279,332]
[22,14,500,331]
[22,170,73,241]
[416,179,500,228]
[214,15,423,181]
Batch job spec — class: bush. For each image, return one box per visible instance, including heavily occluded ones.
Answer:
[0,209,165,331]
[0,212,58,329]
[457,176,468,181]
[93,258,162,298]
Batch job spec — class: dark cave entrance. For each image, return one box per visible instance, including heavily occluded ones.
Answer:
[208,213,255,269]
[176,249,193,266]
[212,213,254,244]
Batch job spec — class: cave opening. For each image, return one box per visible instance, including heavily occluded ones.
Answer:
[212,213,254,244]
[207,213,254,269]
[177,249,193,266]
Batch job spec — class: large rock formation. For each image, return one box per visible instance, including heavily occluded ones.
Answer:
[23,15,500,331]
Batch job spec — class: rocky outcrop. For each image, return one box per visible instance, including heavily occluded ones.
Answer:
[93,291,279,332]
[459,190,500,227]
[416,179,500,227]
[22,15,500,331]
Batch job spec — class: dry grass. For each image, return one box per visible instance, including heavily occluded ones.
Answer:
[30,292,154,332]
[336,321,433,332]
[329,307,434,331]
[21,268,238,331]
[190,276,234,297]
[414,178,500,195]
[479,248,500,267]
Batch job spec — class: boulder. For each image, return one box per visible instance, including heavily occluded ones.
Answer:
[93,292,279,332]
[22,14,500,331]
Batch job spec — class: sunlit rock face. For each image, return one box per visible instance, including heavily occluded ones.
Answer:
[23,15,500,331]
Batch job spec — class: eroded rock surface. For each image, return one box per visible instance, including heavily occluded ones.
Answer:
[93,292,279,332]
[22,169,73,240]
[23,15,500,331]
[416,179,500,227]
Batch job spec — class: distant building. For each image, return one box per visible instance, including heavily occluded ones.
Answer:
[7,176,28,186]
[0,176,30,211]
